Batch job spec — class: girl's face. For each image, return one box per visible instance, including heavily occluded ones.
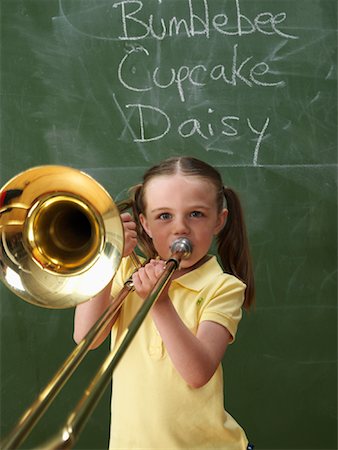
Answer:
[139,174,228,268]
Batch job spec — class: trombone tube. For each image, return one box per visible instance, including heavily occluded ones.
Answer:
[40,257,182,450]
[0,282,133,450]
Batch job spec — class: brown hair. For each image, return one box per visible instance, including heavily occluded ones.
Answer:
[129,156,255,310]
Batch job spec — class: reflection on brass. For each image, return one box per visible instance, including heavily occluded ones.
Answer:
[0,165,124,308]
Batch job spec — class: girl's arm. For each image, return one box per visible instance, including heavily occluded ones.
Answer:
[73,280,114,348]
[73,213,137,348]
[152,301,231,388]
[132,261,231,388]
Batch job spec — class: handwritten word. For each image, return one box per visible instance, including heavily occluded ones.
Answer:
[118,45,284,102]
[123,103,270,165]
[113,0,298,41]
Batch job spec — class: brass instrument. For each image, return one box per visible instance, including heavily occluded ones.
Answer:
[0,165,124,308]
[0,166,192,449]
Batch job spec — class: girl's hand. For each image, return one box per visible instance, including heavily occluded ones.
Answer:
[132,259,166,300]
[121,212,138,257]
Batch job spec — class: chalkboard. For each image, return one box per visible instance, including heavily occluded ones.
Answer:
[0,1,336,449]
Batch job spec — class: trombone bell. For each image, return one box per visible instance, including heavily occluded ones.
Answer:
[26,194,103,274]
[0,165,124,309]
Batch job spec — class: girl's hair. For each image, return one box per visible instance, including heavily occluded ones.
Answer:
[129,156,255,310]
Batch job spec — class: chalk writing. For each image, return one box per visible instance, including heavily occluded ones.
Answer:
[109,0,299,164]
[113,0,299,41]
[124,103,270,165]
[118,44,285,103]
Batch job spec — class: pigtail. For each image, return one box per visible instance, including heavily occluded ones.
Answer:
[129,184,157,259]
[217,187,255,310]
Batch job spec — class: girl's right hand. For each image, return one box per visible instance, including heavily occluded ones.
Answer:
[132,259,166,300]
[121,212,138,257]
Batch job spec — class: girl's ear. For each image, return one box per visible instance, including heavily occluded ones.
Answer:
[214,208,228,235]
[139,213,152,238]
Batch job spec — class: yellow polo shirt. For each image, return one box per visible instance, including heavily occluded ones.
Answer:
[109,256,248,450]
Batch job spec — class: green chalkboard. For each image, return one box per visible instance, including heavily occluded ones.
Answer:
[0,1,337,449]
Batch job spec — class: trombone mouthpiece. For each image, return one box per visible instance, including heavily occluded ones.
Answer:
[170,238,192,260]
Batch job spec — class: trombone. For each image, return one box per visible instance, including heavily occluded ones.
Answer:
[0,166,192,449]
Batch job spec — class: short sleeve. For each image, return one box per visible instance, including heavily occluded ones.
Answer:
[199,274,246,342]
[110,255,141,298]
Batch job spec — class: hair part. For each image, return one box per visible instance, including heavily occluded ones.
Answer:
[130,156,255,310]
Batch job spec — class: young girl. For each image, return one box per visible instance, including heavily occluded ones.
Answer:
[74,156,255,450]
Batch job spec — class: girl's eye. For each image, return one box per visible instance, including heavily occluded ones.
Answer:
[158,212,172,220]
[190,211,204,218]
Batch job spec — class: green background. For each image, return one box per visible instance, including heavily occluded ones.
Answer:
[0,1,337,449]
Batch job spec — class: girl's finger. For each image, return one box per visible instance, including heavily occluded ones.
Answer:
[120,212,132,222]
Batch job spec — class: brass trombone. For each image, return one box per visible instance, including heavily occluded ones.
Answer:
[0,166,192,449]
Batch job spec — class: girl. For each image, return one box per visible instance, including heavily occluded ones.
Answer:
[74,156,255,450]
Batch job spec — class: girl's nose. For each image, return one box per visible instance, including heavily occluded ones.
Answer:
[173,216,190,235]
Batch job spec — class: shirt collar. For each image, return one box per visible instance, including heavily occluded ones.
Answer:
[171,256,223,292]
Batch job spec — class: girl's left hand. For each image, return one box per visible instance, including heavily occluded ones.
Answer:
[121,212,138,257]
[132,259,166,300]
